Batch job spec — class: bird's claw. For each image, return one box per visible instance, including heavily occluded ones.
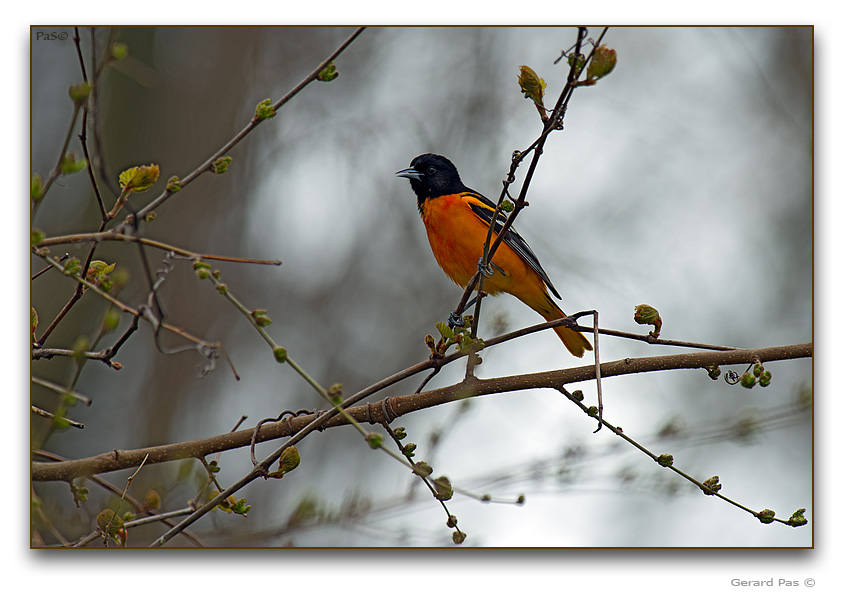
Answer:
[478,258,494,279]
[448,310,463,328]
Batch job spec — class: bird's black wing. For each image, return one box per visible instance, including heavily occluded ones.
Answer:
[463,190,562,300]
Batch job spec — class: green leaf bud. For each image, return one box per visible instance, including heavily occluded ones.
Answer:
[365,432,383,449]
[166,175,182,193]
[210,156,232,174]
[60,153,87,175]
[273,347,288,363]
[110,42,128,61]
[414,461,433,477]
[433,476,453,501]
[517,65,547,108]
[278,446,301,475]
[586,45,617,81]
[657,453,674,467]
[63,257,82,277]
[68,82,91,107]
[787,508,807,527]
[31,174,44,202]
[740,372,757,389]
[402,442,417,457]
[144,489,161,510]
[255,98,277,121]
[701,475,722,495]
[316,61,338,82]
[250,309,272,327]
[756,509,776,524]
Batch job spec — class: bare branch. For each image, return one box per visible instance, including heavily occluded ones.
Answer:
[31,342,812,483]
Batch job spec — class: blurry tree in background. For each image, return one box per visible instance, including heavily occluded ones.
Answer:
[31,26,811,547]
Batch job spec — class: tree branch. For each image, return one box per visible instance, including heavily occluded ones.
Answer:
[31,342,812,483]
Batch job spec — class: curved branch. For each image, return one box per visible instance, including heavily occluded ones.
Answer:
[31,342,812,483]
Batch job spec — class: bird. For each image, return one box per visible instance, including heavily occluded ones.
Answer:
[396,153,592,357]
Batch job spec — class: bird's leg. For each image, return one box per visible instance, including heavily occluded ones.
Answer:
[477,257,495,279]
[448,297,477,327]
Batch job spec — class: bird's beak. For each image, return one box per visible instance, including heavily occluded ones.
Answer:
[396,167,422,180]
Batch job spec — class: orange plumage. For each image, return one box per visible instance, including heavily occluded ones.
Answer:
[397,154,592,357]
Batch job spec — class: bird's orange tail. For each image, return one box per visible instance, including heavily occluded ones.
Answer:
[534,297,593,357]
[552,323,593,358]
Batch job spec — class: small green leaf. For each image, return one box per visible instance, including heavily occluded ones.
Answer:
[60,153,87,175]
[193,260,212,279]
[402,442,417,458]
[102,309,121,333]
[86,260,116,290]
[31,228,45,246]
[567,53,586,76]
[31,174,44,202]
[365,432,384,449]
[756,509,776,524]
[316,61,338,82]
[273,347,288,364]
[118,164,160,193]
[633,304,662,338]
[657,453,674,467]
[740,372,757,389]
[111,42,128,61]
[787,508,807,527]
[701,475,721,495]
[517,65,546,108]
[144,489,161,510]
[62,257,82,277]
[255,98,277,121]
[250,309,272,327]
[433,476,453,501]
[166,175,182,193]
[435,321,454,340]
[231,498,251,516]
[68,82,91,107]
[210,156,232,174]
[586,45,617,81]
[278,446,301,475]
[414,461,433,477]
[97,509,123,536]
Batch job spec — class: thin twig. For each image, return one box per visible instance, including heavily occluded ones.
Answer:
[31,406,84,429]
[31,377,92,406]
[38,230,282,265]
[134,27,366,222]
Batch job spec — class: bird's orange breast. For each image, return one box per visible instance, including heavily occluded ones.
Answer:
[419,193,552,312]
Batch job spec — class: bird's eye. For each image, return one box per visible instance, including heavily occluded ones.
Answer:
[426,166,436,176]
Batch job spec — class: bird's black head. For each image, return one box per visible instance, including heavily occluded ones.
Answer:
[396,154,468,204]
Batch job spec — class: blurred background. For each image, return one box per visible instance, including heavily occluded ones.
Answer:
[31,26,812,547]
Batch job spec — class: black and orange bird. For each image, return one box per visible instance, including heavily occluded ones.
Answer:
[397,153,592,357]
